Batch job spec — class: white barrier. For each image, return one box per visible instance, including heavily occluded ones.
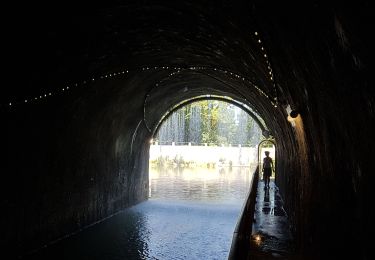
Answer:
[150,144,259,166]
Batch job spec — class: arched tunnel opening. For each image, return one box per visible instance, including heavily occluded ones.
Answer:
[2,1,373,259]
[148,97,267,196]
[145,98,266,259]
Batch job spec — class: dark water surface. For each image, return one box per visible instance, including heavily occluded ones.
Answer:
[23,167,254,260]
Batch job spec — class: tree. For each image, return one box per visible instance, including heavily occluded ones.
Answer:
[156,100,262,146]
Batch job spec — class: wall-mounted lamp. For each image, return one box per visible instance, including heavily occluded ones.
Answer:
[289,110,299,119]
[262,130,270,138]
[285,105,299,126]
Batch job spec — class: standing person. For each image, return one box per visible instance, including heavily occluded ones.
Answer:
[262,151,274,188]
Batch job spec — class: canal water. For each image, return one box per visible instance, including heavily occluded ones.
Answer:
[23,166,254,260]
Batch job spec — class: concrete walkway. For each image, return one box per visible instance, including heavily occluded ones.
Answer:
[249,179,295,259]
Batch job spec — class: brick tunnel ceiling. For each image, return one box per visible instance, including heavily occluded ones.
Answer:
[3,1,373,258]
[4,1,288,136]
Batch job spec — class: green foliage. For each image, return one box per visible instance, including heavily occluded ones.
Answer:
[156,100,262,146]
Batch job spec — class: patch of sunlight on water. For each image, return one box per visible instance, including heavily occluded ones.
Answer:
[139,166,256,259]
[24,166,255,260]
[149,166,255,204]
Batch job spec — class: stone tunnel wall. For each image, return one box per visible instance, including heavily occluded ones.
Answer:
[3,76,151,256]
[257,2,373,258]
[2,1,373,259]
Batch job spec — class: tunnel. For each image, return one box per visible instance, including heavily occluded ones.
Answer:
[2,1,373,259]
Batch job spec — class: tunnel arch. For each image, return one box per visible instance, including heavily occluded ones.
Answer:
[4,2,372,259]
[150,94,270,139]
[140,67,282,146]
[258,139,277,175]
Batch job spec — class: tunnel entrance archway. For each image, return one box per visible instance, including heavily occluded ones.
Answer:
[150,95,270,140]
[148,95,272,184]
[149,97,268,167]
[147,98,265,258]
[148,97,268,198]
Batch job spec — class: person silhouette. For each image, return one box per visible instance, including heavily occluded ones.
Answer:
[262,151,274,188]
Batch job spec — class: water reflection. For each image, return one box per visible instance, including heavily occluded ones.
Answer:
[23,166,255,260]
[149,166,254,203]
[264,187,270,202]
[24,210,151,260]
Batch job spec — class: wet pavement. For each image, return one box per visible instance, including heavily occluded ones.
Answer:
[249,179,295,259]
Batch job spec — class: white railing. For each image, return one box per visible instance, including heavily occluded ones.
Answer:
[150,143,261,166]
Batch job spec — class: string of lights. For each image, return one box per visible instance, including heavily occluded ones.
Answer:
[142,64,276,132]
[254,31,278,107]
[4,32,278,110]
[2,70,127,109]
